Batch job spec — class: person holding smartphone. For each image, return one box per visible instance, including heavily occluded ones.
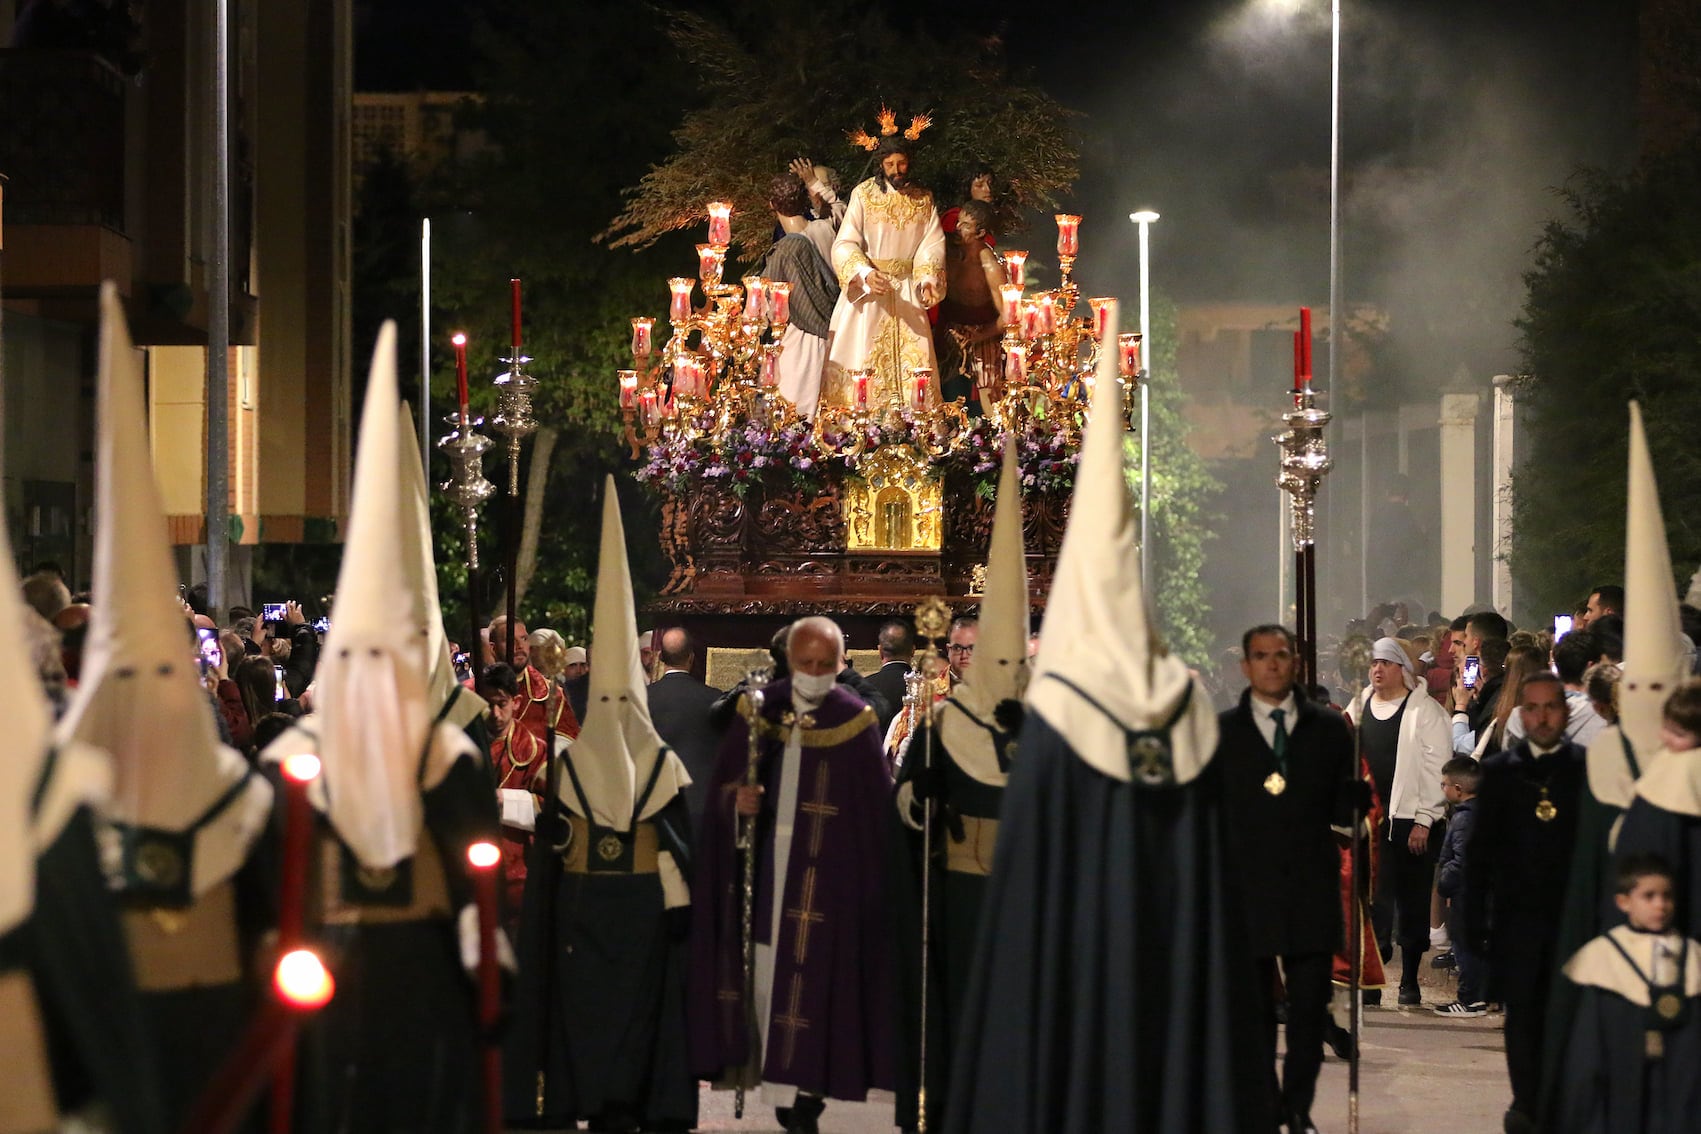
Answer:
[1450,610,1512,755]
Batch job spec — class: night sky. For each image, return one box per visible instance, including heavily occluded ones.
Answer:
[357,0,1639,379]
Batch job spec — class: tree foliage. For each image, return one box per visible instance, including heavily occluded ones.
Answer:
[1512,147,1701,620]
[601,1,1081,259]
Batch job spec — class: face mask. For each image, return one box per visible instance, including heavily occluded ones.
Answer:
[792,670,835,704]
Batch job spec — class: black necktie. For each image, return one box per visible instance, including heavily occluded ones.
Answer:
[1270,707,1289,771]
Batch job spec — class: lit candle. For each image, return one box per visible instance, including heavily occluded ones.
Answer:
[1118,332,1141,378]
[1038,293,1057,335]
[689,354,707,397]
[1054,215,1081,258]
[1021,301,1042,340]
[759,344,781,387]
[452,332,469,421]
[854,370,870,409]
[630,317,654,357]
[618,369,638,409]
[742,276,767,321]
[467,841,502,1132]
[1005,344,1027,386]
[1003,250,1028,288]
[510,278,522,356]
[707,200,732,247]
[1088,297,1112,341]
[639,388,658,426]
[999,283,1023,328]
[673,355,697,398]
[1298,306,1313,384]
[669,278,693,323]
[911,366,932,410]
[696,244,718,282]
[768,282,791,326]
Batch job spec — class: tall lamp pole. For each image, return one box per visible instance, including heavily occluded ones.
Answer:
[1129,209,1159,590]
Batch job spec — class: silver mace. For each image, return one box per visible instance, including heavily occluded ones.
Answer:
[438,409,496,569]
[492,349,539,497]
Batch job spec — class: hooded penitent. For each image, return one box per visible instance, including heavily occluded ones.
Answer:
[559,477,689,840]
[300,323,475,868]
[937,435,1029,783]
[396,400,486,731]
[59,283,268,898]
[1023,305,1218,785]
[1585,401,1691,812]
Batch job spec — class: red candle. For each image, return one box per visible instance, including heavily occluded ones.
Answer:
[277,752,321,948]
[1005,344,1027,385]
[911,366,932,409]
[759,344,780,387]
[452,333,469,421]
[1292,330,1303,392]
[1021,301,1041,340]
[1038,293,1057,335]
[467,841,502,1134]
[618,370,638,408]
[669,278,693,323]
[1000,284,1023,328]
[1089,297,1112,341]
[768,282,791,326]
[742,276,766,321]
[1054,215,1081,258]
[630,317,654,357]
[707,201,732,247]
[854,370,870,409]
[510,279,522,356]
[1299,306,1313,383]
[1118,332,1141,378]
[639,388,658,426]
[1003,251,1028,288]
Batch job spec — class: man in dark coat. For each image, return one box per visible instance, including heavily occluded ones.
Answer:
[646,627,725,830]
[1218,624,1356,1134]
[1463,671,1586,1134]
[867,619,917,737]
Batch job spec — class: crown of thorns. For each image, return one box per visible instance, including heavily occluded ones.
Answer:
[847,106,932,151]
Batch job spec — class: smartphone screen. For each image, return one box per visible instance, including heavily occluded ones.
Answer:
[312,616,331,634]
[1553,614,1575,639]
[273,664,288,702]
[1462,655,1481,689]
[262,602,288,623]
[196,627,222,671]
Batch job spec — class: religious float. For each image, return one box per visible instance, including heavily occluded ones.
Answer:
[602,198,1147,650]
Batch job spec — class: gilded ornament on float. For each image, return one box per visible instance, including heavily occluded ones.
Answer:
[842,446,944,552]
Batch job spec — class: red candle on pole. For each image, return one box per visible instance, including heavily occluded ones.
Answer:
[453,333,470,421]
[510,278,523,356]
[468,841,502,1134]
[1298,306,1313,385]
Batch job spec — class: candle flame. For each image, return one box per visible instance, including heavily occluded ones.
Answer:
[451,332,467,347]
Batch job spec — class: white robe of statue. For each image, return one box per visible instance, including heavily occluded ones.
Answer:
[823,178,946,409]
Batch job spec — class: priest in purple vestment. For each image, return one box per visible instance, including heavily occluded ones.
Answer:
[688,615,897,1134]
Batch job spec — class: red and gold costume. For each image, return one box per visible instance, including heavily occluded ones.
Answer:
[494,666,579,920]
[1333,749,1387,990]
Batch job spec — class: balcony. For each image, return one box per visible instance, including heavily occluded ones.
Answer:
[0,48,131,299]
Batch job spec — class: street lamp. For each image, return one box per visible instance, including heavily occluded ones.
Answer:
[1128,210,1159,590]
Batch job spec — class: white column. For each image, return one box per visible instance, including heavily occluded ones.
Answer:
[1490,376,1517,617]
[1439,392,1480,617]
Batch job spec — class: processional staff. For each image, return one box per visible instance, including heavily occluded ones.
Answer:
[1273,306,1355,1129]
[734,666,772,1120]
[909,594,954,1134]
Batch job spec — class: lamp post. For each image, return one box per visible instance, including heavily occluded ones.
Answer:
[1129,209,1159,590]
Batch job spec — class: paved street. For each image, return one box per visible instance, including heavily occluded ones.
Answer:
[684,967,1511,1133]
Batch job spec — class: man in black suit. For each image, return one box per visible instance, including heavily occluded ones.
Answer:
[867,618,916,736]
[1217,624,1357,1134]
[645,627,724,830]
[1462,671,1584,1134]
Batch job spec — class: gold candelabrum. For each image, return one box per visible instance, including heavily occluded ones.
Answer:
[618,204,1118,463]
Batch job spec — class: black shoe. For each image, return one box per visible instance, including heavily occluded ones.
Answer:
[1287,1111,1320,1134]
[1503,1107,1537,1134]
[1325,1021,1356,1060]
[1398,983,1422,1006]
[785,1094,825,1134]
[1430,949,1456,970]
[1362,988,1382,1006]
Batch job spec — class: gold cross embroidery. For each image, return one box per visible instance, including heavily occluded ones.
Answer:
[772,972,810,1070]
[785,866,826,966]
[799,762,839,858]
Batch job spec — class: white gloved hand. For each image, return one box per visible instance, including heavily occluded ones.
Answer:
[457,903,517,974]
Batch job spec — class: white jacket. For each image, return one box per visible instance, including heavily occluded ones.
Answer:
[1346,682,1451,827]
